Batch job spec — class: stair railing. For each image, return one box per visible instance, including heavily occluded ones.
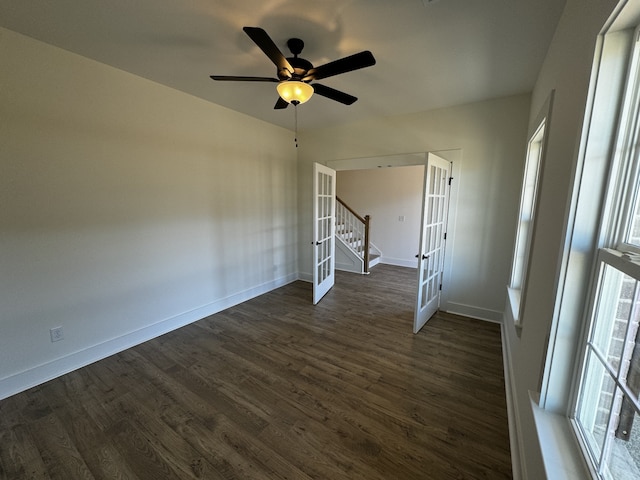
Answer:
[336,196,371,273]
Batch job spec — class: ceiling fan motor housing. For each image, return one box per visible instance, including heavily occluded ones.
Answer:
[277,38,313,81]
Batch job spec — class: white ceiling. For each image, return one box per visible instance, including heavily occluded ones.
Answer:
[0,0,566,130]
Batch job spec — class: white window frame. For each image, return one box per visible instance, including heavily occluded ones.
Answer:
[574,249,640,479]
[571,22,640,480]
[601,27,640,258]
[532,5,640,479]
[507,92,553,330]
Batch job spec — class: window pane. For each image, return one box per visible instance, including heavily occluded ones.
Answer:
[578,257,640,478]
[511,219,529,289]
[510,121,545,291]
[591,264,639,374]
[626,187,640,248]
[577,350,616,462]
[603,394,640,480]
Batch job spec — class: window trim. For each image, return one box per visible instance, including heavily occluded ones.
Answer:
[564,20,640,480]
[531,5,640,479]
[507,91,553,330]
[540,25,635,415]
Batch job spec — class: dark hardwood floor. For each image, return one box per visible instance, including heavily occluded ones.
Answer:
[0,265,512,479]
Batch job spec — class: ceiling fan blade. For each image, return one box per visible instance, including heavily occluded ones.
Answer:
[312,84,358,105]
[305,51,376,81]
[210,75,279,82]
[243,27,293,77]
[274,97,289,109]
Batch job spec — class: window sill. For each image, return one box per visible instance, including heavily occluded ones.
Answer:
[529,391,594,480]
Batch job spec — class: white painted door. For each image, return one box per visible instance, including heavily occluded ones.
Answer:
[414,153,451,333]
[313,163,336,304]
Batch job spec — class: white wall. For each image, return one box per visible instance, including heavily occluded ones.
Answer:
[298,94,531,321]
[501,0,620,478]
[336,165,424,267]
[0,28,298,399]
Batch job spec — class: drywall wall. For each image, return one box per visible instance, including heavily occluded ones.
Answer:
[298,94,531,321]
[0,28,298,398]
[336,165,425,268]
[501,0,620,478]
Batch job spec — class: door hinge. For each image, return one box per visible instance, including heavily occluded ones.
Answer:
[444,232,447,240]
[439,283,442,291]
[448,177,453,185]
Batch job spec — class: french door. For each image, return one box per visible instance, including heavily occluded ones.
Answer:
[312,163,336,304]
[414,153,451,333]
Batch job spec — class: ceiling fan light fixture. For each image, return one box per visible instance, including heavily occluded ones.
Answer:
[277,80,313,105]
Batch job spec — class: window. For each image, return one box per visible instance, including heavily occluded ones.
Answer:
[507,95,552,328]
[576,251,640,479]
[573,24,640,479]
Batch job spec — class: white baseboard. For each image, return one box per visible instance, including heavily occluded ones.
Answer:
[501,319,524,480]
[298,272,312,283]
[442,301,503,323]
[0,273,298,401]
[380,257,418,268]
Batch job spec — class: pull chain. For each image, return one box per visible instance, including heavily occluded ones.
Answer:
[294,103,298,148]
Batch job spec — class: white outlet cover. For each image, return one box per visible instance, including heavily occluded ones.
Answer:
[50,326,64,342]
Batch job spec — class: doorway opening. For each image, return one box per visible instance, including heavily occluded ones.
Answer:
[314,150,461,332]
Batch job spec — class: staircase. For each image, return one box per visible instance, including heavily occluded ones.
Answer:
[335,197,382,274]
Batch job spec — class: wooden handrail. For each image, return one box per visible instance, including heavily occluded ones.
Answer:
[336,196,371,273]
[336,196,367,224]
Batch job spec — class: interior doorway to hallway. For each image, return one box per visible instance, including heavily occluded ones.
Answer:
[323,150,461,332]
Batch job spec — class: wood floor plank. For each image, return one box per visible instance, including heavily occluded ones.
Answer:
[107,418,181,480]
[27,412,94,480]
[0,265,512,479]
[0,424,51,480]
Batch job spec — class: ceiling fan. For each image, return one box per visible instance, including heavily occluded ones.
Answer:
[210,27,376,109]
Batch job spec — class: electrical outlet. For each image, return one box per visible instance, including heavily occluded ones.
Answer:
[398,215,405,222]
[50,326,64,342]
